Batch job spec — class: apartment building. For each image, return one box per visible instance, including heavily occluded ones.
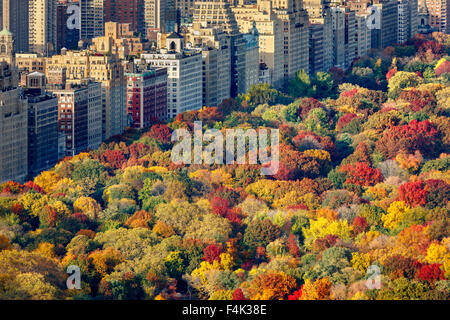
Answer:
[23,73,59,177]
[0,61,28,183]
[185,23,232,107]
[139,35,203,119]
[45,49,126,139]
[1,0,29,53]
[29,0,57,56]
[126,67,168,128]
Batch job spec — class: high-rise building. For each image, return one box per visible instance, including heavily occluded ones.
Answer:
[139,35,203,118]
[372,0,399,48]
[185,23,232,107]
[193,0,246,95]
[1,0,29,53]
[126,67,168,128]
[233,0,284,88]
[52,84,89,156]
[355,13,372,58]
[272,0,310,81]
[29,0,57,56]
[56,0,80,53]
[67,79,103,151]
[46,49,126,139]
[242,25,260,92]
[305,0,333,73]
[417,0,432,33]
[23,72,59,177]
[104,0,145,35]
[0,27,14,66]
[344,8,357,68]
[345,0,398,49]
[176,0,196,23]
[144,0,179,34]
[309,22,325,74]
[424,0,450,33]
[331,6,346,69]
[80,0,105,42]
[397,0,418,43]
[0,61,28,183]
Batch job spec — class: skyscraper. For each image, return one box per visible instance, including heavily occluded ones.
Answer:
[0,60,28,183]
[424,0,450,33]
[193,0,246,95]
[1,0,29,53]
[398,0,418,43]
[104,0,146,35]
[29,0,57,56]
[23,73,59,177]
[80,0,105,42]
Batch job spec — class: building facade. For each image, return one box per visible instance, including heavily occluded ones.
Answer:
[1,0,29,53]
[126,68,168,128]
[398,0,418,43]
[185,23,232,107]
[104,0,145,35]
[425,0,450,33]
[29,0,57,56]
[139,37,203,118]
[52,84,89,156]
[80,0,105,42]
[0,61,28,183]
[24,73,59,177]
[45,49,126,139]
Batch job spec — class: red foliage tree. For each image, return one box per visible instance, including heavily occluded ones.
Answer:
[296,98,324,120]
[23,181,46,194]
[435,60,450,77]
[210,196,230,217]
[386,67,398,81]
[288,288,303,300]
[232,288,247,300]
[397,181,427,207]
[339,162,383,186]
[424,179,450,209]
[146,124,173,144]
[352,216,368,235]
[100,149,127,169]
[416,263,446,282]
[375,120,440,158]
[286,234,300,257]
[336,113,357,130]
[202,244,222,264]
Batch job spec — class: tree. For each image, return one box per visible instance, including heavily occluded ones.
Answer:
[397,181,427,207]
[312,72,335,99]
[245,271,297,300]
[339,162,383,186]
[289,69,315,97]
[388,71,423,98]
[297,278,332,300]
[242,219,281,251]
[375,120,441,159]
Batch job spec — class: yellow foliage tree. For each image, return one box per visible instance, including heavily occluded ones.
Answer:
[299,278,332,300]
[34,171,60,193]
[73,197,101,219]
[302,217,353,248]
[351,252,372,273]
[382,201,411,230]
